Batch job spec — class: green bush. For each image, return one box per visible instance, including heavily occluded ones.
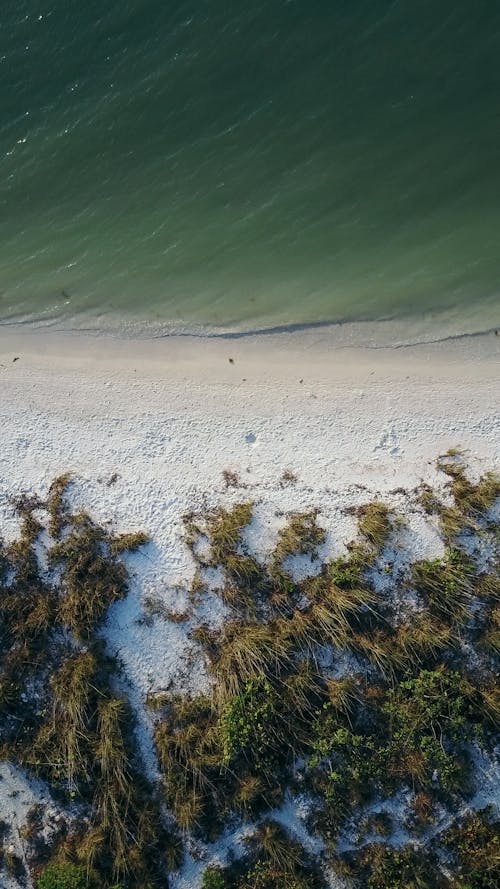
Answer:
[443,808,500,889]
[202,866,228,889]
[37,862,99,889]
[383,668,475,791]
[220,678,282,772]
[364,844,439,888]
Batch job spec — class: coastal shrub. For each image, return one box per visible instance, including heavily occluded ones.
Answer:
[442,808,500,889]
[37,862,99,889]
[308,719,385,822]
[220,678,282,772]
[383,667,476,792]
[337,843,442,888]
[202,866,228,889]
[1,458,499,888]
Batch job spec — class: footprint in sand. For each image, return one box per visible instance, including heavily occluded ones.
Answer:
[374,425,401,456]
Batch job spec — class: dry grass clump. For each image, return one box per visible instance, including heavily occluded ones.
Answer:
[46,472,73,537]
[184,501,266,609]
[408,791,438,833]
[272,510,326,564]
[0,476,172,889]
[393,615,454,663]
[481,610,500,656]
[154,694,226,833]
[26,650,99,792]
[0,510,59,728]
[206,502,254,564]
[109,530,149,554]
[209,620,293,698]
[24,646,176,886]
[50,514,133,639]
[421,455,500,542]
[439,459,500,515]
[357,501,393,551]
[325,676,360,715]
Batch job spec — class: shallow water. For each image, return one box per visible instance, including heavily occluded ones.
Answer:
[1,1,499,337]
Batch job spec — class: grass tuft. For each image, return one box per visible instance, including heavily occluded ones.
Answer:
[357,501,393,551]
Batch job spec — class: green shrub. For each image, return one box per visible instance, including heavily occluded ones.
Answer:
[220,678,282,771]
[383,667,475,791]
[443,808,500,889]
[364,844,439,888]
[202,866,228,889]
[37,862,98,889]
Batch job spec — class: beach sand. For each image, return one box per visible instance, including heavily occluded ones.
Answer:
[0,326,499,885]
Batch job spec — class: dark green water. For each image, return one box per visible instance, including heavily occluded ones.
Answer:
[1,1,499,337]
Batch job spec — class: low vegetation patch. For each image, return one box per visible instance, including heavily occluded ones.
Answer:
[0,455,498,888]
[0,477,177,888]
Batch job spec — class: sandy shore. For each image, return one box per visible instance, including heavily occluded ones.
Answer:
[1,326,498,691]
[0,326,499,886]
[1,321,498,638]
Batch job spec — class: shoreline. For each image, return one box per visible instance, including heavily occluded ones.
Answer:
[0,322,499,389]
[1,304,499,349]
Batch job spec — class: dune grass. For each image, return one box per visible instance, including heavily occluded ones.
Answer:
[0,456,498,889]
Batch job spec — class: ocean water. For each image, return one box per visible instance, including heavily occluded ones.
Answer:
[1,1,499,339]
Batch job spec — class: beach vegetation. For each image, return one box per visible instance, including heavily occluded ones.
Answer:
[356,501,393,552]
[408,791,438,832]
[272,510,326,566]
[209,620,293,698]
[202,867,228,889]
[412,548,474,623]
[442,807,500,888]
[222,469,242,488]
[49,513,134,639]
[201,821,323,889]
[280,469,298,486]
[0,476,173,889]
[206,502,254,564]
[420,455,500,541]
[37,862,99,889]
[46,472,73,537]
[335,843,442,888]
[1,457,499,888]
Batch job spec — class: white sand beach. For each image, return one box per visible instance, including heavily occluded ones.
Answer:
[0,326,499,887]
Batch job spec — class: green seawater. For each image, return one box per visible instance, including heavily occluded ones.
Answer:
[1,1,499,338]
